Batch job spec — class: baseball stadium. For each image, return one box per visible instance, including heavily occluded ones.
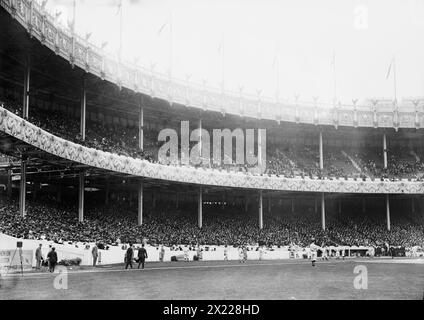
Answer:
[0,0,423,300]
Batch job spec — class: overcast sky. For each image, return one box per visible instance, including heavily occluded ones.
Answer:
[45,0,424,105]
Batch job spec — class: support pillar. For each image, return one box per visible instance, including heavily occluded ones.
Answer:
[198,187,203,228]
[362,197,366,213]
[319,131,323,170]
[199,118,203,160]
[105,181,109,206]
[314,197,318,214]
[259,190,263,229]
[321,193,326,231]
[19,159,27,217]
[383,133,388,169]
[137,181,143,226]
[57,185,62,203]
[33,182,40,199]
[7,169,12,197]
[23,54,30,119]
[338,198,342,214]
[258,127,263,169]
[78,171,84,222]
[139,103,144,150]
[80,77,87,141]
[268,197,271,213]
[386,194,391,231]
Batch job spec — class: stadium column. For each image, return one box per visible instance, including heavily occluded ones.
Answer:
[198,187,203,228]
[137,181,143,226]
[105,181,109,205]
[199,118,202,157]
[383,133,388,169]
[139,101,144,150]
[258,126,263,169]
[80,76,87,141]
[314,197,318,214]
[319,131,324,170]
[19,157,27,217]
[57,185,62,203]
[386,194,391,231]
[7,169,12,197]
[411,197,415,213]
[362,197,366,213]
[321,193,326,231]
[268,197,271,214]
[78,171,85,222]
[259,190,263,229]
[23,54,30,119]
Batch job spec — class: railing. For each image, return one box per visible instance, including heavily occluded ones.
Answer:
[1,106,424,194]
[1,0,424,129]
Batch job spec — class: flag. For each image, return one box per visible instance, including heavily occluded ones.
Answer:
[272,55,278,68]
[330,50,336,67]
[386,58,394,79]
[217,42,223,53]
[41,0,48,10]
[54,11,62,21]
[157,21,168,36]
[67,18,75,32]
[116,0,122,15]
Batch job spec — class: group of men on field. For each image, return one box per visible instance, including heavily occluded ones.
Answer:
[35,244,58,272]
[124,244,148,269]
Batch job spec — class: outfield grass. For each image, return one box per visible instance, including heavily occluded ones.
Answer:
[0,259,423,300]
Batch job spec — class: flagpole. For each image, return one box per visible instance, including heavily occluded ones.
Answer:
[332,50,337,106]
[393,56,397,102]
[273,44,279,102]
[221,33,225,92]
[272,57,279,101]
[72,0,76,35]
[119,0,123,62]
[169,12,173,79]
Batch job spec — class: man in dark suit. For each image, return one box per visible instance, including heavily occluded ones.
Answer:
[92,243,99,267]
[35,244,43,270]
[137,244,148,269]
[47,247,58,273]
[125,244,134,269]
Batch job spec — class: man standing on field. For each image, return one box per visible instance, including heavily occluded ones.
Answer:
[137,244,148,269]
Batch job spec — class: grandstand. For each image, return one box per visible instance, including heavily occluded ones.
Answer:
[0,0,424,301]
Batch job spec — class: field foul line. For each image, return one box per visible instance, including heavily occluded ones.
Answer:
[1,260,345,280]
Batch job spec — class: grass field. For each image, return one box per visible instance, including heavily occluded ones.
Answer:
[1,258,423,300]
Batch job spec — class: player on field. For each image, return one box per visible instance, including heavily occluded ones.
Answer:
[321,243,329,261]
[335,248,340,259]
[310,239,319,267]
[224,245,229,261]
[243,246,248,263]
[238,246,244,263]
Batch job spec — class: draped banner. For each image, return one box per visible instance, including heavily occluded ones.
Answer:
[1,106,424,194]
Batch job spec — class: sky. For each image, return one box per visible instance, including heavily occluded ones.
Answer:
[44,0,424,105]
